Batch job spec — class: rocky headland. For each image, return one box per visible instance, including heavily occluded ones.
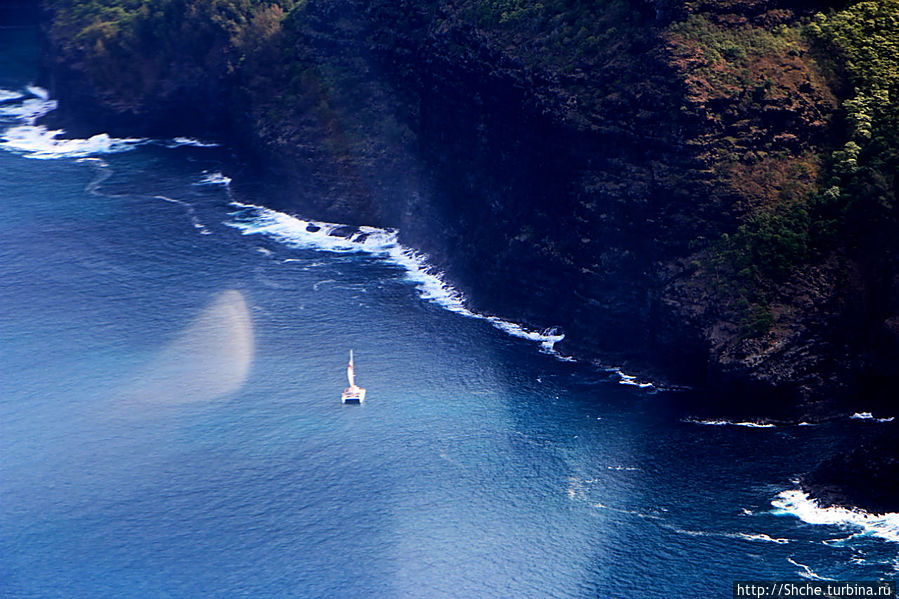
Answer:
[801,424,899,514]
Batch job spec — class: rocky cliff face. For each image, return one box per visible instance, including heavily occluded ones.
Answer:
[235,0,726,390]
[37,0,899,419]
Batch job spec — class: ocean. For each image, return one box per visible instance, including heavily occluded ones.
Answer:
[1,25,896,598]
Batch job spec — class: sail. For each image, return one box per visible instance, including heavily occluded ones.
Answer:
[347,350,355,387]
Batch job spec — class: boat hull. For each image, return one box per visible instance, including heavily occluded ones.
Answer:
[341,387,366,403]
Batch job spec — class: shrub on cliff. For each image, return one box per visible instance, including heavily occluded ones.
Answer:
[810,1,899,247]
[675,1,898,336]
[45,0,296,103]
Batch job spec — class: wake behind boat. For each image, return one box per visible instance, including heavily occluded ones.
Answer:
[341,350,366,403]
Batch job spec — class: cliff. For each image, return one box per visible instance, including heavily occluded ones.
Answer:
[36,0,899,421]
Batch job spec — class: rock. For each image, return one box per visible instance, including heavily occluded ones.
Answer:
[328,225,358,239]
[801,426,899,514]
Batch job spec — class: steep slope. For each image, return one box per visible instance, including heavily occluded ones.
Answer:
[37,0,899,419]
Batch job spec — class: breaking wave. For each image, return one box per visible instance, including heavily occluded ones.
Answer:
[0,88,55,122]
[195,171,232,186]
[25,85,48,100]
[850,412,894,423]
[772,490,899,545]
[613,370,655,389]
[225,202,570,359]
[167,137,220,148]
[0,89,24,102]
[0,86,146,159]
[684,419,776,428]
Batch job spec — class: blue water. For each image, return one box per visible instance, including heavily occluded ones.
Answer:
[1,27,897,598]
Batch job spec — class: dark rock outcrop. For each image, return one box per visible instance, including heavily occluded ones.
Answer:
[802,425,899,513]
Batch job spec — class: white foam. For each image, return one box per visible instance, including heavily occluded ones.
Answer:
[772,490,899,544]
[615,370,655,389]
[0,96,56,122]
[822,533,865,546]
[1,125,146,159]
[0,88,145,159]
[850,412,895,422]
[667,527,789,543]
[154,195,211,235]
[0,89,217,161]
[786,557,834,581]
[684,418,776,428]
[169,137,220,148]
[196,171,232,186]
[25,85,49,101]
[225,202,571,359]
[595,365,658,389]
[0,89,24,102]
[736,533,790,544]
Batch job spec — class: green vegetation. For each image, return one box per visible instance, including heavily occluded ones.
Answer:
[458,0,656,113]
[669,1,899,336]
[667,13,806,102]
[45,0,296,101]
[809,2,899,242]
[666,11,824,331]
[467,0,545,25]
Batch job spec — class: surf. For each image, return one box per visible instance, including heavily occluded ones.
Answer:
[225,201,572,361]
[771,489,899,544]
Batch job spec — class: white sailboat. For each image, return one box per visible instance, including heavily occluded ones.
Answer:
[341,349,366,403]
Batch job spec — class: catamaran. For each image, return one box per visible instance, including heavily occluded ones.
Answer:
[341,349,366,403]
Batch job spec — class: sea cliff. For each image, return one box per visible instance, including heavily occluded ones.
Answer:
[35,0,899,423]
